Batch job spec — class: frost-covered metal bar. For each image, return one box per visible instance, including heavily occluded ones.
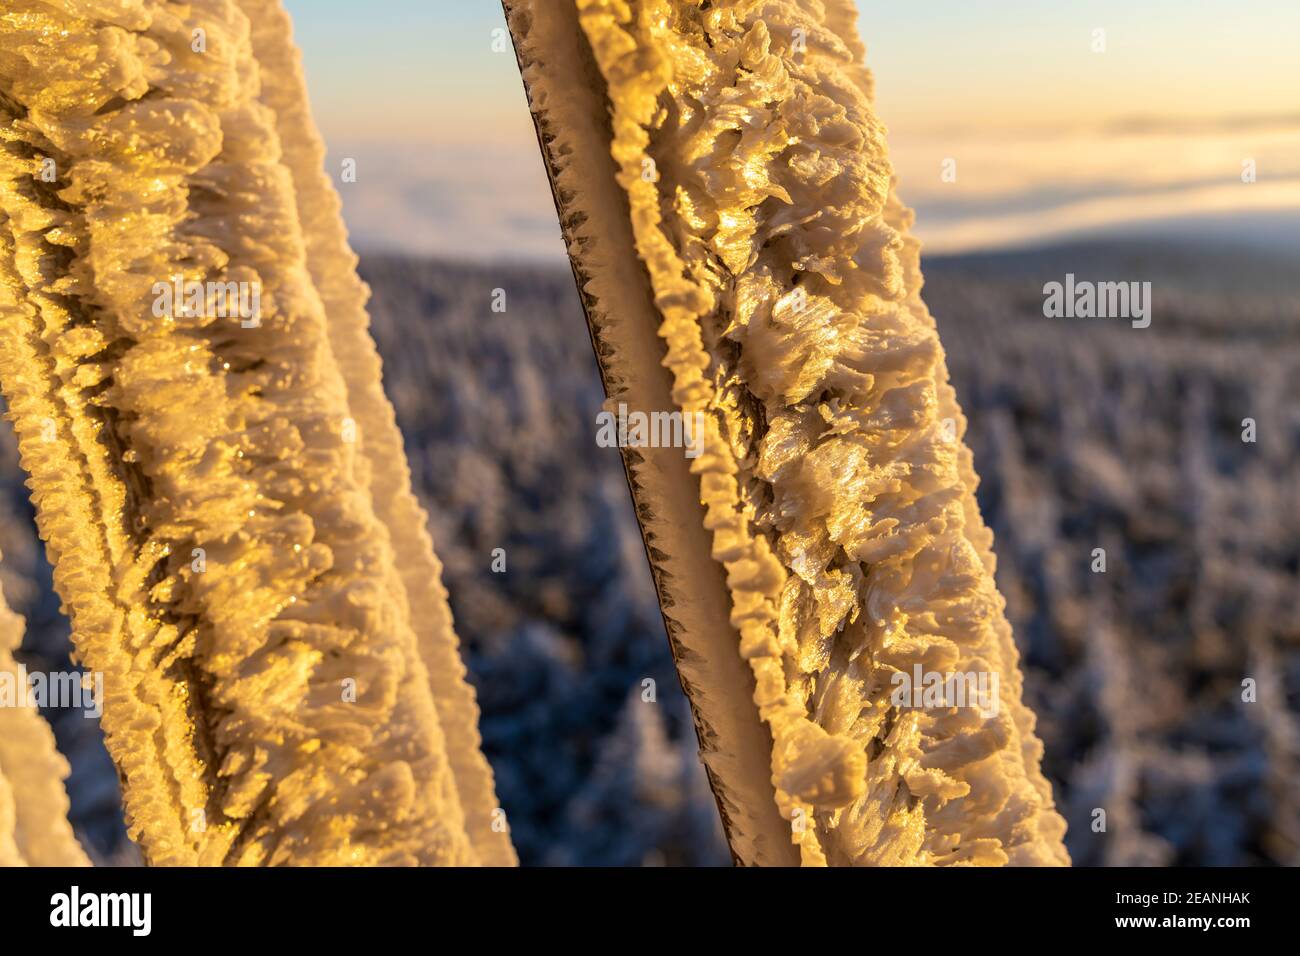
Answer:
[505,0,1068,866]
[0,0,508,866]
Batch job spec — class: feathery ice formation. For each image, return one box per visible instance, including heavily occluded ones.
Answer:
[0,0,512,866]
[505,0,1069,865]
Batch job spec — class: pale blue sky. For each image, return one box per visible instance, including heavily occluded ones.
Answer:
[280,1,1300,259]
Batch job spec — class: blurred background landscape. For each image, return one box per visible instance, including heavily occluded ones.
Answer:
[4,1,1298,865]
